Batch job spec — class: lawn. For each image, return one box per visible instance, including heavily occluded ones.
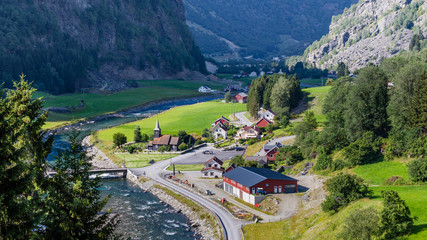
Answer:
[302,86,331,123]
[137,78,228,91]
[371,185,427,240]
[97,100,247,146]
[299,78,328,86]
[354,160,409,185]
[115,153,178,168]
[38,87,202,122]
[166,164,204,171]
[244,139,268,157]
[41,121,70,130]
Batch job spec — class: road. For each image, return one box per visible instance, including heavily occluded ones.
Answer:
[131,145,244,240]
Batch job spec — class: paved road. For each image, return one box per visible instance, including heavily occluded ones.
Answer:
[176,146,244,164]
[131,145,244,240]
[233,111,254,126]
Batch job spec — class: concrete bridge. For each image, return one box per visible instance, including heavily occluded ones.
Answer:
[47,168,128,178]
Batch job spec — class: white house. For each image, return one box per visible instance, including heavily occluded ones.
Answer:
[210,122,228,139]
[201,156,224,178]
[235,126,262,140]
[198,86,212,93]
[258,108,276,122]
[249,71,257,77]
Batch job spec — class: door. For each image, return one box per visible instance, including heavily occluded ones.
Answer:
[274,186,277,193]
[278,186,282,193]
[239,190,243,199]
[252,187,255,194]
[285,184,296,193]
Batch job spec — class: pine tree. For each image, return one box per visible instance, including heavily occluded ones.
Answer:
[134,126,142,142]
[380,190,414,239]
[39,129,120,239]
[0,75,54,239]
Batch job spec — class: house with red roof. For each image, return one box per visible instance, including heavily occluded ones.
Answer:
[212,116,230,126]
[233,92,248,103]
[256,117,273,128]
[235,125,261,140]
[223,167,298,204]
[201,156,224,178]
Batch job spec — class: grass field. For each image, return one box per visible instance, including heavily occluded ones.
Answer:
[371,185,427,240]
[166,164,204,171]
[39,87,201,122]
[115,153,178,168]
[302,86,331,123]
[244,139,268,157]
[97,100,247,146]
[299,78,328,86]
[354,160,409,185]
[137,78,228,91]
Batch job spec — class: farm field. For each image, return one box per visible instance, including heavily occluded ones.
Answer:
[115,153,178,168]
[97,100,247,146]
[39,87,201,122]
[299,78,328,86]
[166,164,204,171]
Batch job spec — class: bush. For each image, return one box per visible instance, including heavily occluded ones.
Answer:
[178,143,189,151]
[408,157,427,182]
[314,150,332,171]
[321,173,372,212]
[276,146,304,165]
[113,132,127,147]
[331,159,347,171]
[380,190,414,239]
[158,146,166,152]
[344,131,381,166]
[195,139,203,145]
[338,207,380,240]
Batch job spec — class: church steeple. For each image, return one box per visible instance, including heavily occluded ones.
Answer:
[154,117,161,138]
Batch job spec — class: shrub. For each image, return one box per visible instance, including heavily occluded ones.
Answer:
[380,190,414,239]
[178,143,189,151]
[195,139,203,145]
[344,131,381,166]
[408,157,427,182]
[314,150,332,171]
[158,146,166,152]
[113,132,127,147]
[330,159,347,171]
[321,173,372,212]
[338,207,380,240]
[276,146,304,165]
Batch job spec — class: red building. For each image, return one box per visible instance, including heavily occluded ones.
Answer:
[233,93,248,103]
[265,147,279,161]
[256,117,273,128]
[223,167,298,204]
[213,116,230,126]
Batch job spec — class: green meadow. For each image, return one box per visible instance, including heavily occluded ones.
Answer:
[97,100,247,146]
[302,86,331,123]
[354,160,410,185]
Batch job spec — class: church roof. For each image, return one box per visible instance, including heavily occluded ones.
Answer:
[154,117,160,131]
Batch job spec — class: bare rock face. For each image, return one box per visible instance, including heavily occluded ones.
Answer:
[305,0,426,71]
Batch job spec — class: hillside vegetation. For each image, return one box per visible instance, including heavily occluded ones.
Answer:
[184,0,358,57]
[302,0,427,70]
[0,0,206,94]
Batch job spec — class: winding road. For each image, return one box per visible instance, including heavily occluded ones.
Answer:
[130,145,244,240]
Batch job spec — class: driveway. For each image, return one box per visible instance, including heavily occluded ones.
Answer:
[131,145,244,240]
[254,135,296,156]
[233,111,254,126]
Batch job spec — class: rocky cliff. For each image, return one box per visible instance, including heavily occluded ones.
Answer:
[0,0,206,93]
[304,0,426,71]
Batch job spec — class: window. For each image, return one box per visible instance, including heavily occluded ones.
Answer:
[204,172,208,176]
[210,172,214,176]
[208,164,211,167]
[270,154,274,157]
[266,184,269,187]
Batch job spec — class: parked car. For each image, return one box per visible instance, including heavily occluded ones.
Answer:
[202,150,214,154]
[205,190,213,195]
[235,147,244,151]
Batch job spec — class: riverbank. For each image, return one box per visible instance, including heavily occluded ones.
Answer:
[126,173,221,240]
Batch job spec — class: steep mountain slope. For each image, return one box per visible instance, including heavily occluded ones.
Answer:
[304,0,426,71]
[183,0,358,58]
[0,0,206,94]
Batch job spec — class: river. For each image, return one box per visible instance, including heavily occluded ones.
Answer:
[48,95,219,240]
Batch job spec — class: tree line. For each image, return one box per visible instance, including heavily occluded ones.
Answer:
[0,76,121,239]
[247,73,303,124]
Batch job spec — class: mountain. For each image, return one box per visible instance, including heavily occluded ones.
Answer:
[304,0,427,71]
[0,0,206,94]
[183,0,358,58]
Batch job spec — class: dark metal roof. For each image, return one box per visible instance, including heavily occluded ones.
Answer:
[223,167,297,188]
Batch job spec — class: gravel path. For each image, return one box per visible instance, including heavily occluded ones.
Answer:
[233,111,254,126]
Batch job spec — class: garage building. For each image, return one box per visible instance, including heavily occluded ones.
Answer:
[223,167,298,204]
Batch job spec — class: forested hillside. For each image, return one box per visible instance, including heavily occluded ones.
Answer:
[183,0,358,57]
[303,0,427,71]
[0,0,206,94]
